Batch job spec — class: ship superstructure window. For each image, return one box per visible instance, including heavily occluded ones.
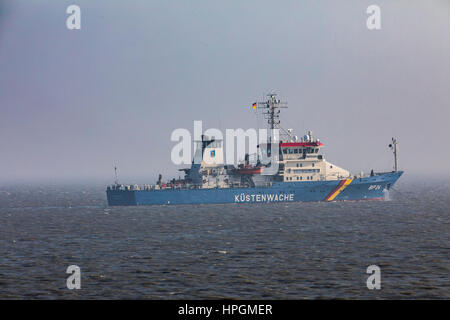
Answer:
[293,169,320,173]
[294,149,298,154]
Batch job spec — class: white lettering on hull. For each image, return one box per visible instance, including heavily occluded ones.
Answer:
[234,193,294,203]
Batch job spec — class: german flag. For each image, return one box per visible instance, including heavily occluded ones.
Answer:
[252,102,257,109]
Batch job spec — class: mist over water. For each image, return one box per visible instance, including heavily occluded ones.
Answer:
[0,175,448,299]
[1,0,449,182]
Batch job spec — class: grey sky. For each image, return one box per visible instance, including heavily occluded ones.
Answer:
[0,0,449,184]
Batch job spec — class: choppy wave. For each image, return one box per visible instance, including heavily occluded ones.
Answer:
[0,179,449,299]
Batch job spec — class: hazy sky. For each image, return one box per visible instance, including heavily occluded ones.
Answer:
[0,0,449,184]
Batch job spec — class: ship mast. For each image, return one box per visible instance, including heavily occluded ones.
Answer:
[389,138,398,172]
[255,93,288,130]
[114,165,119,186]
[252,93,288,163]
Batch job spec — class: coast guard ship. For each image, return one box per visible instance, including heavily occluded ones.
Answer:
[107,94,403,206]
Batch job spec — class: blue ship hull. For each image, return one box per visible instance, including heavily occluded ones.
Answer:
[106,171,403,206]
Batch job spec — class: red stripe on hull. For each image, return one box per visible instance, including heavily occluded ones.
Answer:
[324,179,347,201]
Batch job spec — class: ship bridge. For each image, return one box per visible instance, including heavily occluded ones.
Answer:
[280,141,324,159]
[276,130,350,182]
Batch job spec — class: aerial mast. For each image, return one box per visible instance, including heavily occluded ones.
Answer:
[254,93,288,130]
[389,138,398,172]
[252,93,288,160]
[114,165,119,186]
